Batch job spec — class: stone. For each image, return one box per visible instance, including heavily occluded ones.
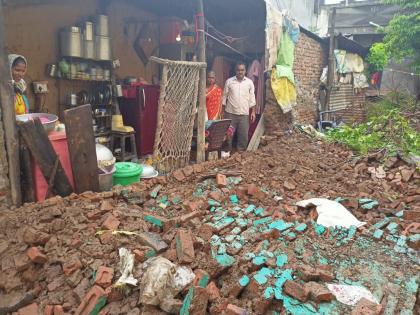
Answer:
[26,247,48,264]
[351,297,382,315]
[305,282,334,303]
[95,266,114,288]
[216,174,228,187]
[176,229,195,263]
[75,285,106,315]
[102,215,120,230]
[23,227,50,245]
[18,303,39,315]
[283,181,296,191]
[225,304,248,315]
[137,232,168,253]
[283,280,309,302]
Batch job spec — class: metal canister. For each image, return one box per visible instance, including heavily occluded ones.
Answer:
[95,35,112,60]
[84,21,94,41]
[47,64,57,77]
[60,27,83,57]
[94,15,109,36]
[84,39,95,59]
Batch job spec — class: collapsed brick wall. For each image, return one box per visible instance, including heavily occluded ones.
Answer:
[0,107,10,204]
[264,32,326,135]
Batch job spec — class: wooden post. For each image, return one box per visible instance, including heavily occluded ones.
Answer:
[0,3,22,206]
[325,7,336,112]
[196,0,206,163]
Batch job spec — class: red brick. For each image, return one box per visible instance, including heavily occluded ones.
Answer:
[75,285,106,315]
[206,281,221,302]
[189,287,209,314]
[44,305,54,315]
[403,210,420,221]
[63,259,83,276]
[225,304,247,315]
[192,269,210,287]
[197,224,214,242]
[53,305,65,315]
[178,211,202,224]
[95,266,114,288]
[351,298,382,315]
[100,200,113,212]
[27,247,48,264]
[184,200,205,212]
[209,190,222,201]
[315,265,335,282]
[18,303,39,315]
[172,170,185,181]
[102,215,120,230]
[253,298,272,315]
[305,282,334,303]
[160,298,183,314]
[247,184,266,200]
[176,229,195,263]
[296,264,318,281]
[162,248,177,262]
[216,174,228,187]
[87,211,101,221]
[283,280,309,302]
[23,227,50,245]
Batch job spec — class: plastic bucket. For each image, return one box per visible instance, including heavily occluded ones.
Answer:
[99,166,116,191]
[113,162,142,186]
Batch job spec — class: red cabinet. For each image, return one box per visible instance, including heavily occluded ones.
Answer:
[119,84,160,157]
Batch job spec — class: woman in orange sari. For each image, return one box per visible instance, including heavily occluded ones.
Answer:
[206,70,223,120]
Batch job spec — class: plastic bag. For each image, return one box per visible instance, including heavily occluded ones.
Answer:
[115,248,138,287]
[139,257,195,306]
[326,283,379,306]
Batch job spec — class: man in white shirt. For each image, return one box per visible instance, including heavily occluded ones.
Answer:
[222,62,256,151]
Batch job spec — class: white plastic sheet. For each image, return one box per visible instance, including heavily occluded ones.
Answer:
[139,257,195,306]
[296,198,366,228]
[115,248,138,287]
[327,283,379,306]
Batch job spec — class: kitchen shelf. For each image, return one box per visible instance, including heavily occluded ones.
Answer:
[94,131,111,137]
[94,114,112,118]
[58,77,112,83]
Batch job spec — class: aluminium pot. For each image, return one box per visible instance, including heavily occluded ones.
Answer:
[95,35,112,60]
[84,39,95,59]
[60,28,83,58]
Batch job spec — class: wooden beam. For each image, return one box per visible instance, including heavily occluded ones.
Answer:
[64,104,99,193]
[0,2,22,206]
[196,0,207,163]
[247,113,265,151]
[325,7,336,112]
[19,119,73,197]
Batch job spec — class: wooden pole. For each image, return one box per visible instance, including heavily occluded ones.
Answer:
[0,2,22,206]
[196,0,206,163]
[325,7,336,112]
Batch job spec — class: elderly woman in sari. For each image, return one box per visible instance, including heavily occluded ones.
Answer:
[9,54,29,115]
[205,70,223,120]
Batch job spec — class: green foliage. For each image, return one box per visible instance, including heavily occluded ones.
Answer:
[367,43,390,73]
[381,0,420,72]
[326,108,420,157]
[366,92,419,118]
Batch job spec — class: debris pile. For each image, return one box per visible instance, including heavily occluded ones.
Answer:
[0,133,418,314]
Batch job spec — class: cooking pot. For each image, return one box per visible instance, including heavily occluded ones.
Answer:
[95,36,112,61]
[60,27,83,58]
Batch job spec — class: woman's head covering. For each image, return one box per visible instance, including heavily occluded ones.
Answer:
[8,54,27,93]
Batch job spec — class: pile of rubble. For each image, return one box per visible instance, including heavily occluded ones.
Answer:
[0,133,418,315]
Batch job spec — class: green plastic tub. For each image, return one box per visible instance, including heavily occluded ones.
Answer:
[113,162,143,186]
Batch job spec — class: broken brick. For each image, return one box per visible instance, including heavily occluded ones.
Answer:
[403,210,420,221]
[296,264,318,281]
[189,286,209,315]
[137,232,168,253]
[162,248,177,262]
[192,269,210,287]
[184,200,205,212]
[18,303,39,315]
[225,304,248,315]
[206,281,221,302]
[102,215,120,230]
[253,298,272,315]
[95,266,114,288]
[305,282,334,303]
[351,298,382,315]
[176,229,195,263]
[172,170,186,181]
[160,298,183,314]
[283,181,296,191]
[23,227,50,245]
[44,305,54,315]
[75,285,106,315]
[197,224,214,242]
[63,259,83,276]
[283,280,309,302]
[27,247,48,264]
[53,305,65,315]
[100,200,113,212]
[216,174,228,187]
[13,253,31,271]
[209,190,222,202]
[105,286,123,302]
[315,265,335,282]
[178,211,202,224]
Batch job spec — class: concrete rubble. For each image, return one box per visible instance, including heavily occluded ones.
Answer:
[0,132,418,314]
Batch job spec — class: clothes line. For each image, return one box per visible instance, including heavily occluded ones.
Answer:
[199,30,253,60]
[383,68,420,77]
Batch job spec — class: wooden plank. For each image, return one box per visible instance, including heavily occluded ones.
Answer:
[19,119,73,197]
[19,140,35,203]
[0,2,21,206]
[247,113,265,151]
[64,104,99,193]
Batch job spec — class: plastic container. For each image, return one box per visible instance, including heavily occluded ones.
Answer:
[113,162,142,186]
[99,166,116,191]
[32,131,75,201]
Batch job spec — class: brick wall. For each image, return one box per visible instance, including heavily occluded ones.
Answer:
[264,32,326,135]
[0,107,11,204]
[293,32,326,125]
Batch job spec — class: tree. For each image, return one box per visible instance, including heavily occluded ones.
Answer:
[382,0,420,72]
